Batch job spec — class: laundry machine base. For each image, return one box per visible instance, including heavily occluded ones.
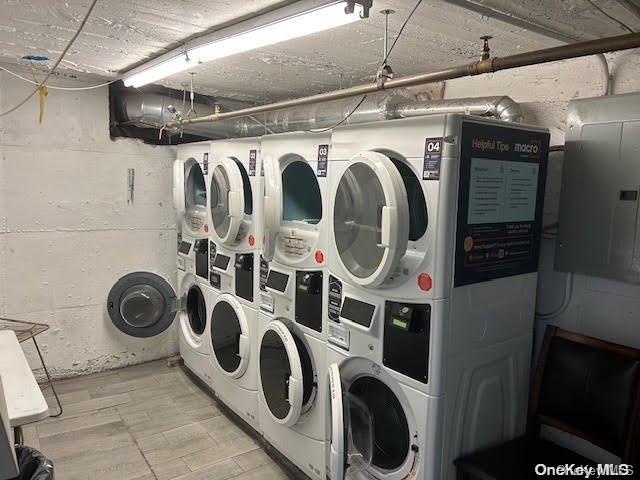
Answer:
[260,419,326,480]
[179,339,212,388]
[213,375,260,433]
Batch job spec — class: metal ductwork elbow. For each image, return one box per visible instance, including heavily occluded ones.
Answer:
[395,96,523,123]
[492,96,524,123]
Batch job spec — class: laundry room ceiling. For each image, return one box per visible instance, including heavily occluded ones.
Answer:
[1,0,638,102]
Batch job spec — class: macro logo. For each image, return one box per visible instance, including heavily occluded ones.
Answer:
[514,140,541,160]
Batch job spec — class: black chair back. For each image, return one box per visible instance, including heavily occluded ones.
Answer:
[529,327,640,463]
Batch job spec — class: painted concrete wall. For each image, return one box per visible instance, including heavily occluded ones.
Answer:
[0,69,179,379]
[446,49,640,351]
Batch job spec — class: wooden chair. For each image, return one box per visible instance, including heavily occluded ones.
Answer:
[455,326,640,479]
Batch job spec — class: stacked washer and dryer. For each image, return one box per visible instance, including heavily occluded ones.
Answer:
[173,142,216,385]
[257,132,332,480]
[324,115,549,480]
[106,113,549,480]
[206,137,263,431]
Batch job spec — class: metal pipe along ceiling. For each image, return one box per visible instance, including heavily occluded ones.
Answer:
[117,91,525,138]
[162,32,640,131]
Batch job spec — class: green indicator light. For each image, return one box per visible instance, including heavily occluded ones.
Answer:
[392,318,408,330]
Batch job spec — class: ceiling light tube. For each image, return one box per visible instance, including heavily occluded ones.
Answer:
[123,1,366,88]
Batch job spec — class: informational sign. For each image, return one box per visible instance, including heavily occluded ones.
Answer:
[454,121,549,287]
[328,275,343,323]
[423,137,443,180]
[259,256,269,292]
[317,144,329,177]
[467,158,539,225]
[249,150,257,177]
[203,153,209,175]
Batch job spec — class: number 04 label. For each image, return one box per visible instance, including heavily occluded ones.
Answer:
[423,138,443,180]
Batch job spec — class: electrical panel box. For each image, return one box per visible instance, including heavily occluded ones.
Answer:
[556,92,640,284]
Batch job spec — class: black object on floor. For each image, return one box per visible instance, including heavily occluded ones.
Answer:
[12,446,54,480]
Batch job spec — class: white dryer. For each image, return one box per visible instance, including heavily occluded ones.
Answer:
[325,115,550,479]
[175,141,211,282]
[206,138,262,430]
[257,132,331,480]
[174,141,210,242]
[207,137,262,308]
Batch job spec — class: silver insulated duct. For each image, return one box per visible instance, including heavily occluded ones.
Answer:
[115,90,523,139]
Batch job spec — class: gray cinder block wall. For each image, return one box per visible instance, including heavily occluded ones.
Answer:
[0,69,179,379]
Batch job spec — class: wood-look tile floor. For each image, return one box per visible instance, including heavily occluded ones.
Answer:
[25,360,292,480]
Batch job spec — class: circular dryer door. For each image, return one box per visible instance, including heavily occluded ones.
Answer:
[209,158,245,246]
[107,272,177,338]
[210,295,250,379]
[259,321,315,426]
[262,154,283,262]
[184,283,207,336]
[332,151,409,287]
[184,158,208,235]
[328,364,373,480]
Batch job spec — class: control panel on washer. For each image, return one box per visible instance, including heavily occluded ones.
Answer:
[209,241,233,292]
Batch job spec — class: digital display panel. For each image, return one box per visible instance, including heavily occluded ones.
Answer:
[178,241,191,255]
[392,317,409,331]
[266,270,289,292]
[340,297,375,328]
[212,254,230,270]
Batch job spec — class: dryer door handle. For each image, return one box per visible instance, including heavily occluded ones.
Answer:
[287,376,303,407]
[228,190,243,219]
[377,206,397,249]
[238,334,250,359]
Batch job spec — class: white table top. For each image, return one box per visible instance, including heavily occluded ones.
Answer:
[0,331,49,427]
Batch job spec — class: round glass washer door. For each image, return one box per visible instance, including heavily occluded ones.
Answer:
[185,284,207,336]
[333,151,409,287]
[107,272,177,338]
[328,364,373,480]
[210,294,250,379]
[209,158,245,245]
[259,320,315,426]
[328,361,413,480]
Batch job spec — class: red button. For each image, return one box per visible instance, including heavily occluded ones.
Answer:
[248,235,255,247]
[418,273,432,292]
[315,250,325,264]
[204,224,209,233]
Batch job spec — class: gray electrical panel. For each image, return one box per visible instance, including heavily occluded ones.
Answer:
[556,92,640,283]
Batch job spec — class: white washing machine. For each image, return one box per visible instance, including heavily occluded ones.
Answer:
[206,138,262,430]
[257,132,331,480]
[176,270,213,384]
[174,141,214,383]
[325,115,550,479]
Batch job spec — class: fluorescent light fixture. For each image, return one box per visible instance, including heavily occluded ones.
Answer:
[123,1,365,88]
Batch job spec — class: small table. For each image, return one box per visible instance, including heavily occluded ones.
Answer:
[0,331,49,444]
